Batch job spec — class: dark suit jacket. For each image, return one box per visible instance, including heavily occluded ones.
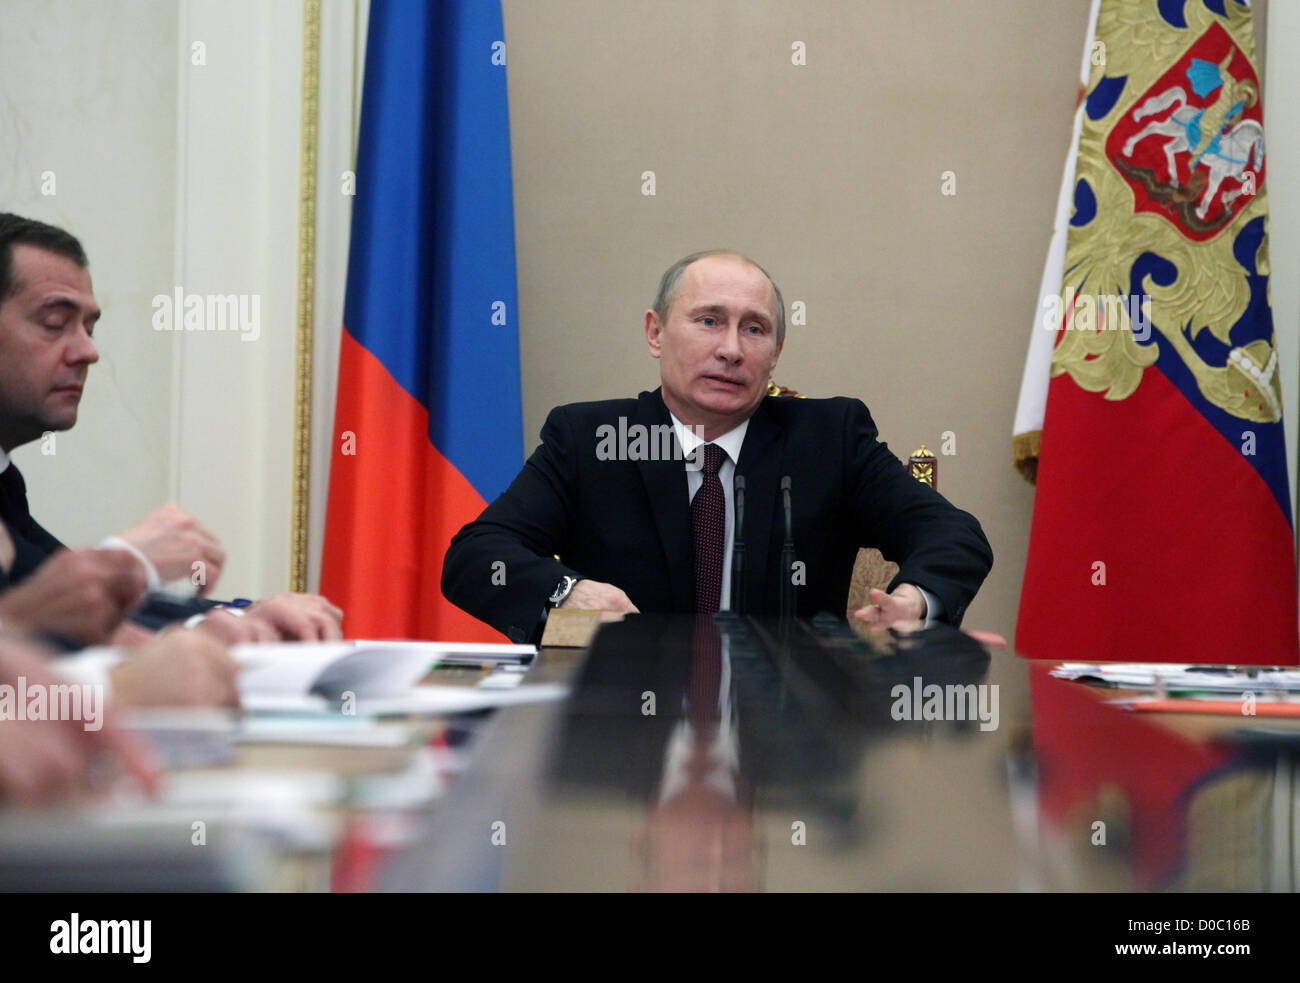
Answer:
[0,463,221,637]
[442,389,993,642]
[0,508,65,588]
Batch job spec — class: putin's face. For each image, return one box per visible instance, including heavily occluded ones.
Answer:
[645,254,783,441]
[0,245,100,452]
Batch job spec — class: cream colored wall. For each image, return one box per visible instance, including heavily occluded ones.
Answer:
[5,1,1296,640]
[1,1,178,550]
[169,0,306,601]
[1,0,314,601]
[500,0,1095,638]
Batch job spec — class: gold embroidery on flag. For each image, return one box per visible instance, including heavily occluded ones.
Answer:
[1050,0,1280,424]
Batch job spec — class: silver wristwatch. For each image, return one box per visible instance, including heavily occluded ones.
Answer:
[548,575,579,607]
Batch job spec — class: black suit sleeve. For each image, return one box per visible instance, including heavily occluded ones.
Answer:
[442,407,586,642]
[21,516,65,556]
[0,515,224,636]
[130,595,224,632]
[0,515,67,588]
[842,400,992,626]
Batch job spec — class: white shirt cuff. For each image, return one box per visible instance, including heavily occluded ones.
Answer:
[54,645,124,702]
[97,536,161,593]
[913,585,942,627]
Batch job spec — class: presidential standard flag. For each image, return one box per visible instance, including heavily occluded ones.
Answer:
[322,0,522,641]
[1015,0,1298,664]
[1013,0,1100,482]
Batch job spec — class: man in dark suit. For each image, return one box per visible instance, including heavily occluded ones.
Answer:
[443,250,992,643]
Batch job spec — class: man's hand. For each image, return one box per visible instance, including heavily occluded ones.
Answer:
[245,593,344,641]
[109,629,240,708]
[192,609,279,645]
[852,585,926,631]
[117,504,225,595]
[559,579,640,615]
[853,587,1008,648]
[0,640,158,804]
[0,549,148,644]
[963,629,1007,648]
[108,621,158,647]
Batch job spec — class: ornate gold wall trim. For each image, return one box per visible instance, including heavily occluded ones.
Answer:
[291,0,321,592]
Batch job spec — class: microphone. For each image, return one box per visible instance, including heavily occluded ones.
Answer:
[730,475,746,615]
[780,476,796,621]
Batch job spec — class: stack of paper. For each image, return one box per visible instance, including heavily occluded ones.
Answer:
[232,640,558,715]
[1050,663,1300,696]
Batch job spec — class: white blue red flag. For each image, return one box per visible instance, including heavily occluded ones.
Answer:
[322,0,522,640]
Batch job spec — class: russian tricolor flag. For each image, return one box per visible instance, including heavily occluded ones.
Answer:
[322,0,522,641]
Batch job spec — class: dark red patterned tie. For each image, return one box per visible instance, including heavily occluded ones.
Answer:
[688,615,723,730]
[692,443,727,614]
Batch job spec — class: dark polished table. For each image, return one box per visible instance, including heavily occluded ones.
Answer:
[381,614,1297,892]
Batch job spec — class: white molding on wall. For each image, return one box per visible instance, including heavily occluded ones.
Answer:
[169,0,191,508]
[306,0,366,594]
[170,0,304,599]
[5,1,178,549]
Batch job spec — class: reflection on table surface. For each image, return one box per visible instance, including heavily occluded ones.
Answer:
[381,613,1300,891]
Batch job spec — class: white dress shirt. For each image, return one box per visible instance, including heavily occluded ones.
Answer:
[671,413,747,611]
[659,646,738,803]
[668,412,940,624]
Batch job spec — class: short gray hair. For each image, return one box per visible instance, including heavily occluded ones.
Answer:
[651,249,786,345]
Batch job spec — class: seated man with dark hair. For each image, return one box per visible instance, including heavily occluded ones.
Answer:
[0,212,343,645]
[443,249,992,642]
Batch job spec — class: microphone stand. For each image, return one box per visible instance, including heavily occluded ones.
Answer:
[779,475,796,625]
[729,475,745,617]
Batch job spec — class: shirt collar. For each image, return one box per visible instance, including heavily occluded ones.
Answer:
[669,413,749,465]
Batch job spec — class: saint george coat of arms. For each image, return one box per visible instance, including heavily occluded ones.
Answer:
[1052,1,1279,426]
